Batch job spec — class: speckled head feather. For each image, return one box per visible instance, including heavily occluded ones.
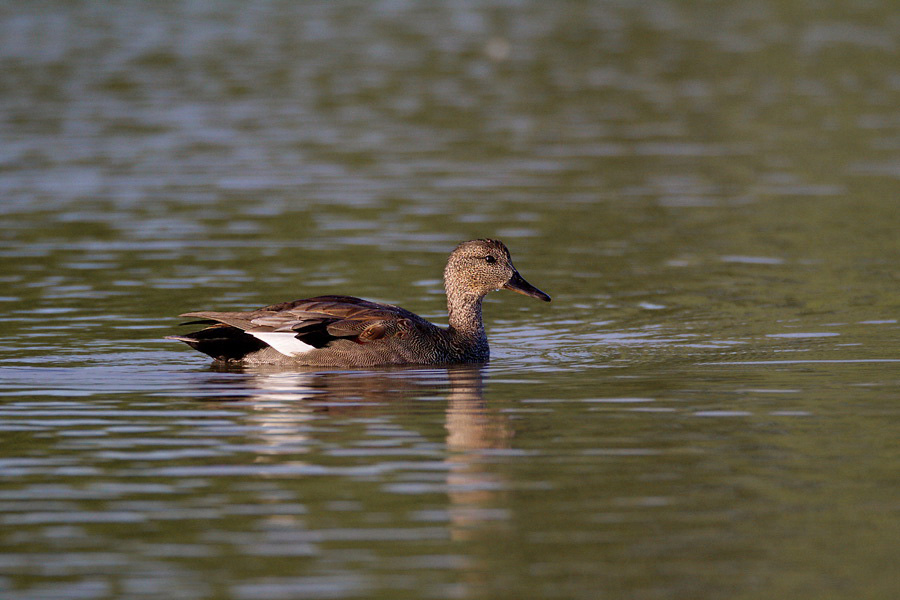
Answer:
[444,239,517,297]
[444,239,549,302]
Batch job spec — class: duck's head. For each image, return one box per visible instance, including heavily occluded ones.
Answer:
[444,239,551,302]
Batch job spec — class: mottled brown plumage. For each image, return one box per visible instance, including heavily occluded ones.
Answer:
[167,239,551,366]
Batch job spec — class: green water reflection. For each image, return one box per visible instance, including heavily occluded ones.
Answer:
[1,1,898,599]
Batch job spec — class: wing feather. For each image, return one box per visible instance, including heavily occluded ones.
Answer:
[179,295,420,353]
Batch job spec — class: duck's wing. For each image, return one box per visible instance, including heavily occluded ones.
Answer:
[177,295,418,358]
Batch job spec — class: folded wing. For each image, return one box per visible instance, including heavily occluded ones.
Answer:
[174,295,416,359]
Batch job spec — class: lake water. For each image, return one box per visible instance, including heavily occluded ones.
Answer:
[1,1,898,599]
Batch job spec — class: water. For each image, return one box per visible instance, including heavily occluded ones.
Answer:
[1,1,898,599]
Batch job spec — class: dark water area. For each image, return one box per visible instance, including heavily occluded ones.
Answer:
[1,2,898,599]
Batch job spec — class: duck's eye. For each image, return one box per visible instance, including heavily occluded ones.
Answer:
[484,255,497,264]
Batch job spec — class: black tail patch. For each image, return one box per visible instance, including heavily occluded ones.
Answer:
[166,324,268,362]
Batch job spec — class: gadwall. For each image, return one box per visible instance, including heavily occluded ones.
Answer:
[167,239,551,367]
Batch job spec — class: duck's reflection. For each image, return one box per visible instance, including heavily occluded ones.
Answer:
[443,366,512,542]
[198,364,512,543]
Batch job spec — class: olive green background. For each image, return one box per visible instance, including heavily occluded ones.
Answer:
[1,2,897,599]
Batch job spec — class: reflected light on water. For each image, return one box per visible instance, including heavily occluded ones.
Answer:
[1,1,898,599]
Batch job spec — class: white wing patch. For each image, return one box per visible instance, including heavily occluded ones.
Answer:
[249,332,315,357]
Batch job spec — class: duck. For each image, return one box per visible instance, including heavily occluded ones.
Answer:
[167,239,551,367]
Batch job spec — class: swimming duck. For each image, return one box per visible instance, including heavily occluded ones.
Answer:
[167,239,551,366]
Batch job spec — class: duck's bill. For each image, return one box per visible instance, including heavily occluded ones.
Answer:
[503,271,551,302]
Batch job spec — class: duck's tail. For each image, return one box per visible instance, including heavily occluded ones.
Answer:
[165,323,267,362]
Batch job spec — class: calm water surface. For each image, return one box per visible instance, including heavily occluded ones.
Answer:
[1,2,898,599]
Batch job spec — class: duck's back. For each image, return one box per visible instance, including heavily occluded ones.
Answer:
[169,295,475,367]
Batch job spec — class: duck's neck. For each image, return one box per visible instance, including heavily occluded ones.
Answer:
[446,287,487,344]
